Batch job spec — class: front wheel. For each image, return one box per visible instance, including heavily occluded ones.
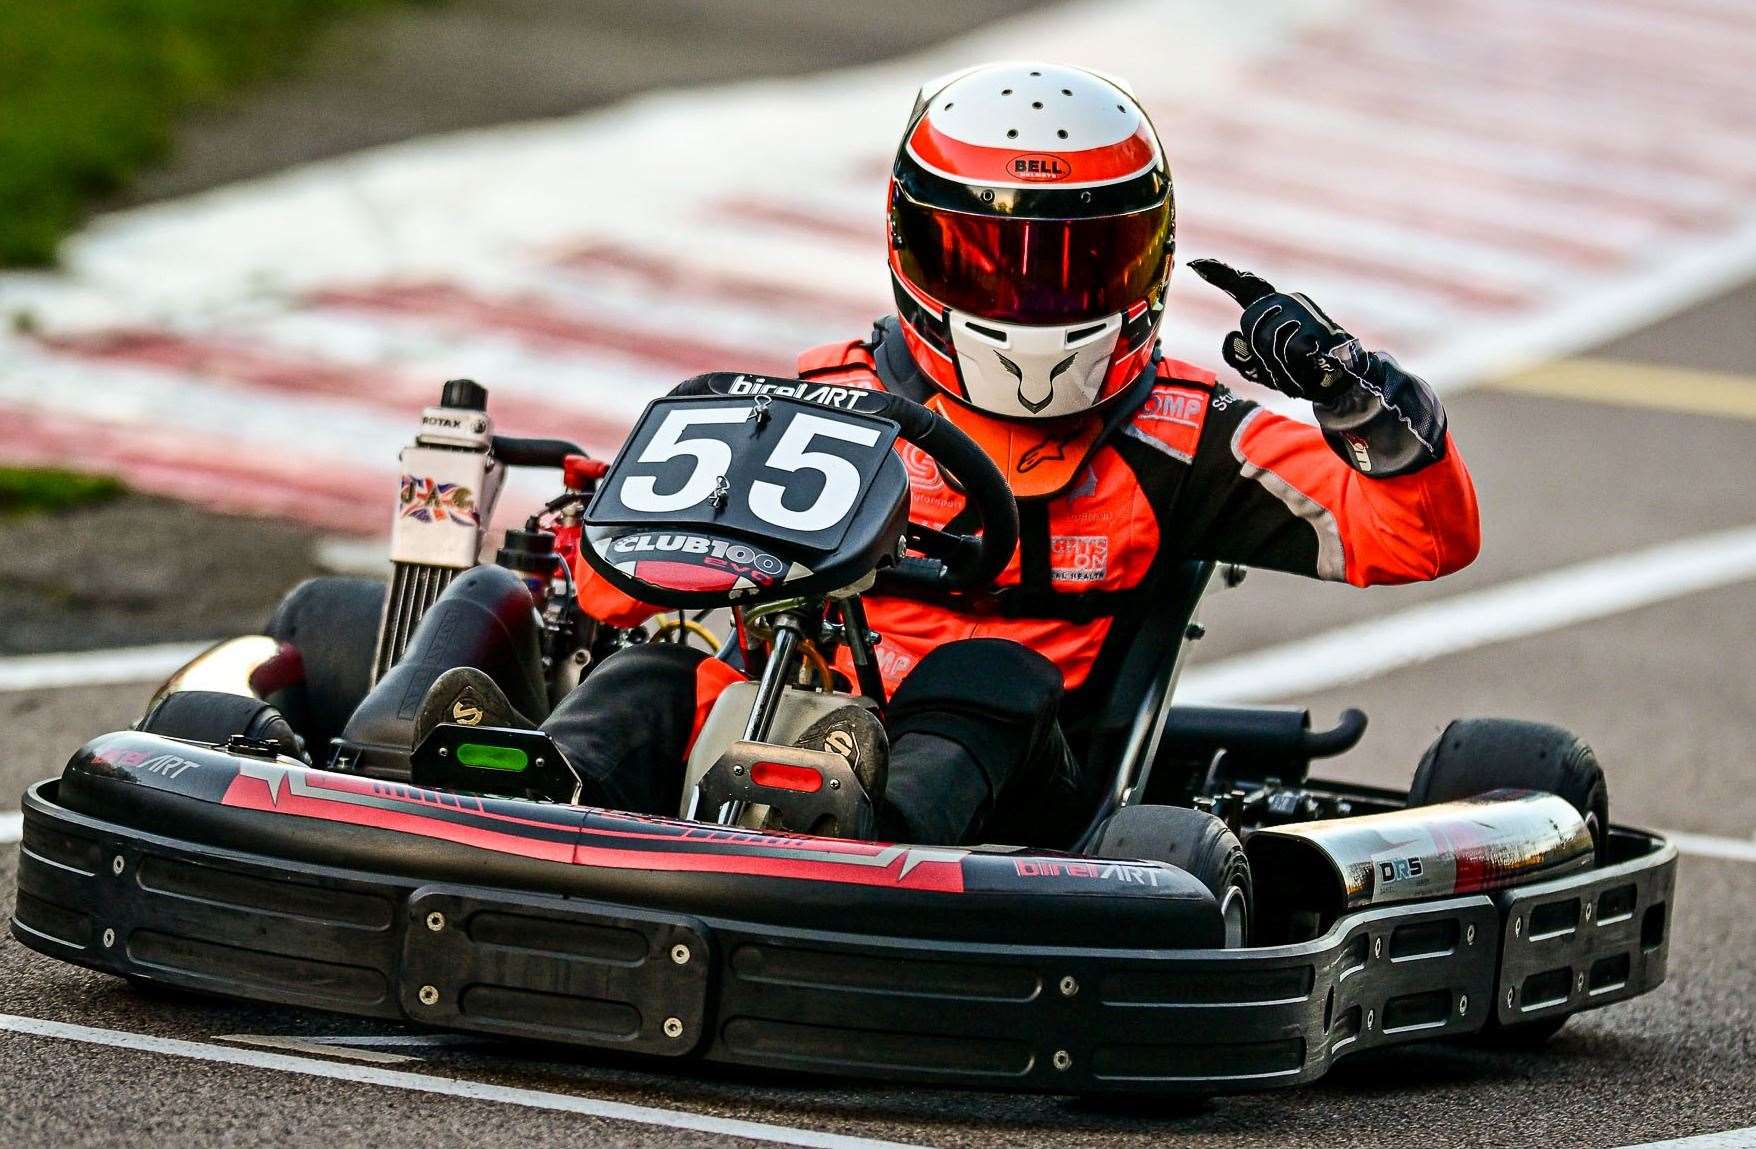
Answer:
[1411,717,1610,1045]
[1089,804,1252,948]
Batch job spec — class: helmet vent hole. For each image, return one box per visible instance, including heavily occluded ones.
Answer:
[943,102,953,110]
[1002,88,1013,96]
[1006,129,1018,139]
[1032,101,1044,109]
[1029,70,1041,77]
[1057,129,1068,139]
[1062,88,1072,96]
[1117,104,1126,112]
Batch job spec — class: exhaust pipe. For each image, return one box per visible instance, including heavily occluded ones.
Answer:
[1247,790,1593,928]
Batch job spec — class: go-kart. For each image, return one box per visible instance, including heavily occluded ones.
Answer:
[11,377,1675,1095]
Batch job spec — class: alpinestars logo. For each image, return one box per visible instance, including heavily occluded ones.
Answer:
[1018,427,1082,473]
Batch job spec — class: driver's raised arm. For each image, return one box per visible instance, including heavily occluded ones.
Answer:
[1165,262,1481,586]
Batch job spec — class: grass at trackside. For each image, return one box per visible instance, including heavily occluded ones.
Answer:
[0,0,413,266]
[0,467,126,518]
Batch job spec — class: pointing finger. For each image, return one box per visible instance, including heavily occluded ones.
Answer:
[1188,258,1277,308]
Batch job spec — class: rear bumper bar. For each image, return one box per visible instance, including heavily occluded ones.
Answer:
[12,776,1675,1095]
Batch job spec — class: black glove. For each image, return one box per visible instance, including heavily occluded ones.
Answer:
[1189,258,1363,405]
[1188,257,1450,477]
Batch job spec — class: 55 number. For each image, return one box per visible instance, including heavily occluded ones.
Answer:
[618,407,883,532]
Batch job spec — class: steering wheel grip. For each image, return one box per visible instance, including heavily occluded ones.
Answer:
[671,374,1019,591]
[873,395,1018,589]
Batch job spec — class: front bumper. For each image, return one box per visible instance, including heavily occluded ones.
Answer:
[12,772,1675,1095]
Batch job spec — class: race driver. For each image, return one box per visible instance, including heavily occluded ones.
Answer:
[420,61,1481,848]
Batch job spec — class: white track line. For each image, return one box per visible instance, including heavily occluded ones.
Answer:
[1657,832,1756,865]
[1621,1130,1756,1148]
[1177,523,1756,705]
[0,641,209,694]
[0,1015,929,1149]
[1,811,20,845]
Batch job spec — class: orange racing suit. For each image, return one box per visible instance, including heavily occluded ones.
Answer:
[577,316,1481,706]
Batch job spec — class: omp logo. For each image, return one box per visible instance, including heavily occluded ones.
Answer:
[1007,154,1070,182]
[1139,389,1206,426]
[726,375,868,411]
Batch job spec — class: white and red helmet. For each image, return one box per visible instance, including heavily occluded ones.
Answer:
[888,62,1174,422]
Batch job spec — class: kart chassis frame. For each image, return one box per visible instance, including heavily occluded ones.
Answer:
[14,777,1675,1095]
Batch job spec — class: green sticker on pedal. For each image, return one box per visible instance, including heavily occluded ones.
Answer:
[456,743,529,772]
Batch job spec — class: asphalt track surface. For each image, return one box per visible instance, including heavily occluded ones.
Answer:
[6,8,1756,1149]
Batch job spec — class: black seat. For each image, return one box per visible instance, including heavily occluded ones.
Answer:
[336,564,550,779]
[1072,559,1216,845]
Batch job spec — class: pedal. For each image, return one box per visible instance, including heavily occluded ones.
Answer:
[695,740,876,838]
[410,723,583,804]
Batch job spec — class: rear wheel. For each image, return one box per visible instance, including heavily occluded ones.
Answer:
[1090,804,1252,947]
[265,575,386,752]
[1411,717,1610,1044]
[1411,717,1608,860]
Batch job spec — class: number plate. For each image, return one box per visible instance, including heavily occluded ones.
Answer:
[588,395,900,553]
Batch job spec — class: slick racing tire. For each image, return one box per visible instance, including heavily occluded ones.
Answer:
[1090,804,1252,948]
[1410,718,1609,861]
[139,690,304,761]
[1411,717,1610,1045]
[266,575,387,753]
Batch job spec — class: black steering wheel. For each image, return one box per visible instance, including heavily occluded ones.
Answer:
[672,374,1019,592]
